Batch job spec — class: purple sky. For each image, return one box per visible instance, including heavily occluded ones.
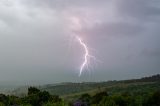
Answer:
[0,0,160,85]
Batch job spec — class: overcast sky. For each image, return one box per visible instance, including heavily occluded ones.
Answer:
[0,0,160,85]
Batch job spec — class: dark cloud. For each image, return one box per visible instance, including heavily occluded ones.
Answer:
[141,49,160,57]
[0,0,159,85]
[115,0,160,20]
[81,22,144,38]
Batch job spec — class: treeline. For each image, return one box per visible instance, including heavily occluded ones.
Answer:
[75,90,160,106]
[0,87,64,106]
[0,87,160,106]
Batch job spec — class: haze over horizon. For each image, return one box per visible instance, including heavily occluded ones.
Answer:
[0,0,160,85]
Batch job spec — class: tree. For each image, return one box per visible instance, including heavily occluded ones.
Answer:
[39,91,51,103]
[91,91,108,104]
[27,87,53,106]
[51,95,62,103]
[0,94,9,105]
[28,87,40,96]
[143,90,160,106]
[28,94,40,106]
[79,93,91,103]
[99,97,116,106]
[8,95,21,105]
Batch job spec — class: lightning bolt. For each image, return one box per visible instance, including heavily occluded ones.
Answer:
[76,36,94,77]
[67,15,98,76]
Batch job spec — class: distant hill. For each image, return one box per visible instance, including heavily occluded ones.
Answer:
[119,74,160,83]
[8,74,160,98]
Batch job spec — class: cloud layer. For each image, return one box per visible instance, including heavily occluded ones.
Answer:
[0,0,160,85]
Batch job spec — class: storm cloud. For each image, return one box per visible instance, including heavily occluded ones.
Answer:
[0,0,159,85]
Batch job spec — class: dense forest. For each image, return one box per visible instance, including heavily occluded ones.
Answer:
[0,74,160,106]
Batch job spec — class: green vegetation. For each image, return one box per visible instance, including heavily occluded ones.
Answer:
[0,87,67,106]
[0,74,159,106]
[40,74,160,96]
